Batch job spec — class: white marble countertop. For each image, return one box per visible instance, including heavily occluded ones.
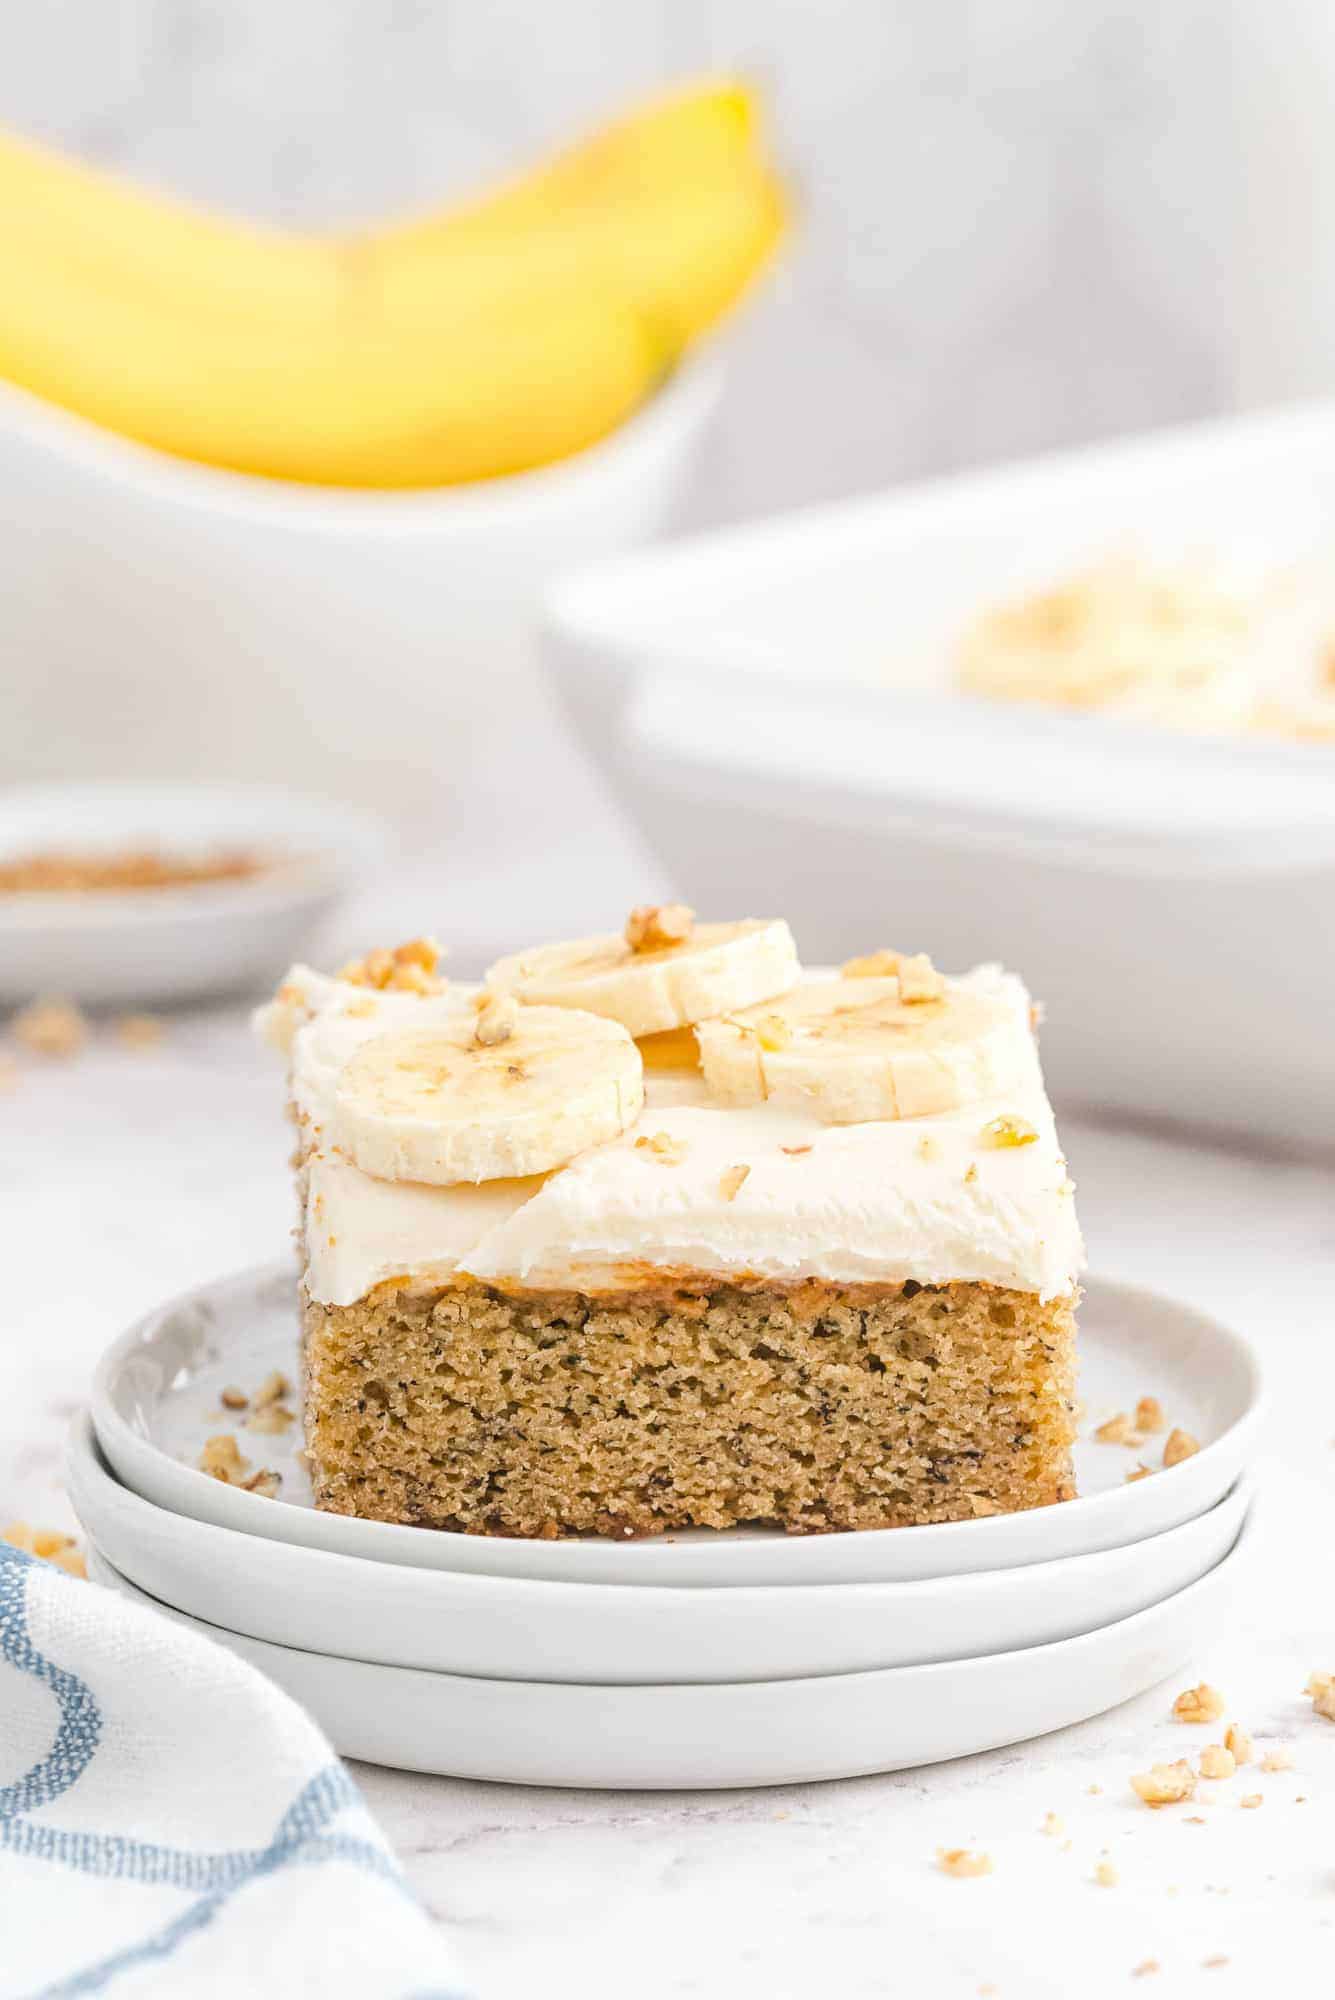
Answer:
[4,1000,1334,2000]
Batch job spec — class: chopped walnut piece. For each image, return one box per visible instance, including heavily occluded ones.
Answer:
[754,1014,792,1051]
[243,1469,282,1499]
[219,1386,249,1411]
[253,1371,290,1409]
[114,1013,165,1049]
[1095,1412,1141,1447]
[474,992,518,1047]
[1173,1683,1226,1725]
[1163,1428,1200,1468]
[898,952,946,1003]
[718,1164,751,1202]
[979,1115,1038,1149]
[246,1403,295,1436]
[634,1130,689,1166]
[1198,1744,1235,1780]
[1131,1760,1196,1807]
[198,1435,249,1484]
[936,1847,993,1878]
[841,948,903,979]
[1239,1794,1263,1810]
[1304,1672,1335,1721]
[1224,1723,1253,1765]
[1134,1395,1166,1434]
[339,937,445,993]
[12,995,88,1057]
[1093,1858,1118,1887]
[1260,1747,1294,1773]
[625,903,694,952]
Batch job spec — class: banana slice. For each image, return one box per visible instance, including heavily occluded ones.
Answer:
[329,1005,642,1185]
[485,917,799,1038]
[696,977,1024,1122]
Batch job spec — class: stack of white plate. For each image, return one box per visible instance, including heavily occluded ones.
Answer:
[73,1264,1264,1790]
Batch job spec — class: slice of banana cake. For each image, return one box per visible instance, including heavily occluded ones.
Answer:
[255,912,1082,1538]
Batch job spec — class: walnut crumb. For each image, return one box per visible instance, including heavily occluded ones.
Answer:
[473,992,518,1047]
[219,1386,249,1411]
[1260,1747,1294,1773]
[842,948,903,978]
[1095,1412,1142,1447]
[252,1371,290,1409]
[1173,1683,1226,1725]
[198,1434,248,1484]
[1134,1395,1166,1433]
[718,1164,751,1202]
[979,1114,1038,1149]
[11,995,88,1057]
[338,937,445,993]
[634,1130,689,1166]
[1224,1723,1253,1765]
[898,952,946,1003]
[1093,1858,1118,1887]
[114,1013,164,1049]
[1304,1672,1335,1721]
[1131,1760,1196,1807]
[246,1403,295,1436]
[1239,1794,1263,1810]
[936,1847,993,1878]
[625,903,694,952]
[1198,1744,1235,1780]
[1163,1428,1200,1467]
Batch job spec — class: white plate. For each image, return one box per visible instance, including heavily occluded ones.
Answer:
[67,1414,1251,1685]
[86,1518,1253,1788]
[92,1263,1264,1588]
[0,783,392,1004]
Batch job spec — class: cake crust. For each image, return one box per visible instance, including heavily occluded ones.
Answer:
[302,1274,1078,1538]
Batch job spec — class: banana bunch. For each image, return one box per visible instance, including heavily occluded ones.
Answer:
[0,79,786,487]
[322,912,1030,1185]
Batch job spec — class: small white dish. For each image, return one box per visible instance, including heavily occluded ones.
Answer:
[86,1517,1253,1788]
[66,1415,1250,1684]
[92,1263,1264,1588]
[0,782,392,1004]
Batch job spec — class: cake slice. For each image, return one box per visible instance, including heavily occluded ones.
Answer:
[256,914,1082,1537]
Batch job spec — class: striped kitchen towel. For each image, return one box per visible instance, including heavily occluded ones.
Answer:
[0,1541,467,1999]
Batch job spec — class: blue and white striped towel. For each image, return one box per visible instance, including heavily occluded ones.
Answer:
[0,1543,467,1999]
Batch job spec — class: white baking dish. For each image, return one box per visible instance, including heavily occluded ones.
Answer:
[545,400,1335,1146]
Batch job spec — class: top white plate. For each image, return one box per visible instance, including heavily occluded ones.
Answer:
[0,782,392,1004]
[91,1262,1263,1586]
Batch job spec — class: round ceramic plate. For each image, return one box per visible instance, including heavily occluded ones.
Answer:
[92,1263,1264,1588]
[0,782,392,1004]
[87,1518,1253,1788]
[67,1414,1251,1684]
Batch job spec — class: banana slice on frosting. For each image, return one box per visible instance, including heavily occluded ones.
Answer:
[328,1005,643,1185]
[696,976,1023,1122]
[485,909,799,1039]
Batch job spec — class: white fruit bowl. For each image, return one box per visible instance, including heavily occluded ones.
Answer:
[0,358,722,830]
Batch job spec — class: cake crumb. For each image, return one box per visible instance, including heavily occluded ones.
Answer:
[1260,1747,1294,1773]
[625,903,694,952]
[980,1115,1038,1149]
[842,948,903,978]
[1163,1428,1200,1468]
[635,1130,689,1166]
[219,1386,249,1411]
[898,952,946,1003]
[2,1523,86,1577]
[1198,1744,1235,1780]
[1305,1671,1335,1721]
[473,992,518,1047]
[252,1371,289,1409]
[114,1013,164,1049]
[1239,1794,1263,1809]
[12,995,87,1057]
[1126,1463,1153,1483]
[242,1469,282,1499]
[1041,1810,1063,1837]
[719,1164,751,1202]
[1224,1723,1253,1765]
[1094,1858,1119,1887]
[198,1434,249,1484]
[246,1403,295,1436]
[1173,1683,1226,1724]
[1134,1395,1166,1434]
[1095,1412,1141,1446]
[937,1847,993,1879]
[1131,1760,1196,1807]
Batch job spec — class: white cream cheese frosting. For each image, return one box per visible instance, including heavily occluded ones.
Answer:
[256,963,1083,1307]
